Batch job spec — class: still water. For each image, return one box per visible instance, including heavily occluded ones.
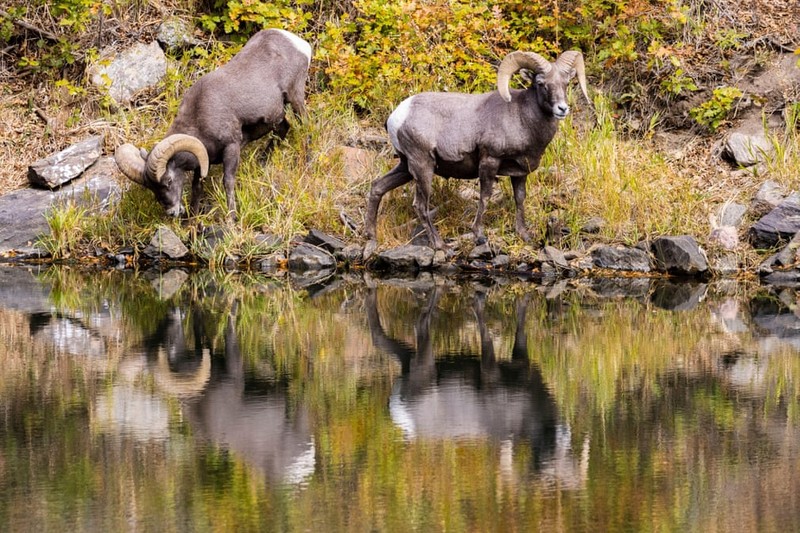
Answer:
[2,265,800,532]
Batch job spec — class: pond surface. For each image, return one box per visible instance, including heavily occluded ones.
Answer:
[2,265,800,532]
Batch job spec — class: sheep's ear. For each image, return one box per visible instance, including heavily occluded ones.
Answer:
[566,67,577,80]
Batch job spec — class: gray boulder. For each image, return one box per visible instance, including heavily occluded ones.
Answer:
[89,41,167,104]
[304,229,346,254]
[28,135,104,189]
[750,180,786,218]
[156,17,200,51]
[288,243,336,271]
[143,226,189,259]
[0,158,120,256]
[749,197,800,249]
[725,130,774,167]
[651,235,708,276]
[372,245,435,270]
[590,244,651,273]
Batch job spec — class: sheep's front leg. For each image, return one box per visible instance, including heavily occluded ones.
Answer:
[222,144,241,219]
[474,158,500,245]
[364,160,413,240]
[189,168,204,217]
[510,174,532,243]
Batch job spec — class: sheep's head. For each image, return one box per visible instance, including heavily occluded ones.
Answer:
[114,134,209,217]
[497,50,590,120]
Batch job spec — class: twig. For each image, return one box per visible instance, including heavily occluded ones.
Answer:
[30,101,55,130]
[0,8,59,42]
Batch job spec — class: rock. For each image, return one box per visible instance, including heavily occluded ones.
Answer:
[156,17,200,51]
[774,232,800,267]
[288,243,336,271]
[710,253,739,277]
[89,41,167,105]
[750,180,786,217]
[543,245,570,269]
[256,252,286,273]
[0,164,120,256]
[590,244,651,273]
[372,245,435,270]
[719,202,747,227]
[304,229,346,254]
[143,226,189,259]
[725,130,774,167]
[650,235,708,276]
[468,242,494,260]
[580,216,604,234]
[28,136,104,189]
[749,197,800,249]
[708,226,738,250]
[491,254,510,268]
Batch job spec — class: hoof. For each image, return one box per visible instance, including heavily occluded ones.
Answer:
[475,236,487,246]
[363,239,378,261]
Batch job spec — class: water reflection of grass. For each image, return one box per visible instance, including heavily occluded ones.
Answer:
[5,271,800,531]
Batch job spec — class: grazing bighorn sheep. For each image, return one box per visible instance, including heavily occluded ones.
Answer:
[115,29,311,218]
[364,50,589,250]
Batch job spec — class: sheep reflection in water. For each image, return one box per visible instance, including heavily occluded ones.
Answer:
[366,285,589,488]
[122,303,315,485]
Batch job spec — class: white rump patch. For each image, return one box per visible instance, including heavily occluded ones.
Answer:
[274,29,312,66]
[387,96,415,153]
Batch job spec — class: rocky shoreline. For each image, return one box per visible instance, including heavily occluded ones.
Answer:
[4,132,800,287]
[2,41,799,285]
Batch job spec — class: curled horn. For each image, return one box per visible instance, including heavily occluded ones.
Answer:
[114,143,148,185]
[555,50,591,105]
[145,134,209,183]
[497,51,552,103]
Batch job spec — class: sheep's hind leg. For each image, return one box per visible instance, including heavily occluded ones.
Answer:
[222,144,241,220]
[473,158,500,245]
[364,161,412,241]
[409,159,446,251]
[510,174,532,243]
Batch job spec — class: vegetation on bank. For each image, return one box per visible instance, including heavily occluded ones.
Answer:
[0,0,798,263]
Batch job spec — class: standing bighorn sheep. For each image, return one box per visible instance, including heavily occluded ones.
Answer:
[364,50,590,250]
[114,29,311,218]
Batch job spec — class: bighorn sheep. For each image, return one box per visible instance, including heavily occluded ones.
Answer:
[364,50,589,250]
[115,29,312,218]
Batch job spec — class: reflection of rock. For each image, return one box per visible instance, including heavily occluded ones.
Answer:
[29,313,107,357]
[367,285,588,486]
[146,268,189,299]
[650,281,708,311]
[590,277,652,300]
[751,296,800,350]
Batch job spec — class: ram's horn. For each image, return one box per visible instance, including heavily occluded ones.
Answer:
[555,50,591,105]
[145,134,209,182]
[114,143,148,185]
[497,51,552,103]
